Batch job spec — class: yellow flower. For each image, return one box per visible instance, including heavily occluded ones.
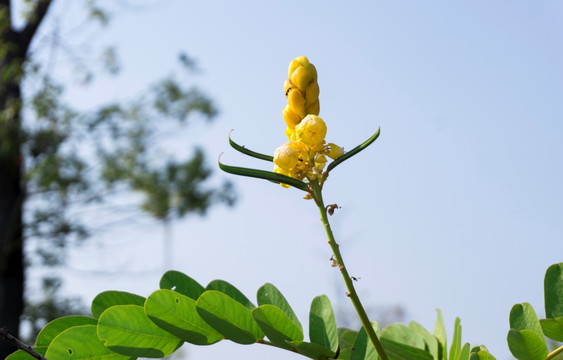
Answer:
[327,143,344,159]
[294,115,327,146]
[273,142,305,171]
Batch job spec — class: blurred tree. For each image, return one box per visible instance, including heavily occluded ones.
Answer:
[0,1,235,357]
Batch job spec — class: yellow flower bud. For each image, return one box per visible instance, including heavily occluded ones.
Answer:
[273,165,292,188]
[327,143,344,159]
[305,100,320,116]
[290,66,313,92]
[288,56,310,78]
[283,105,302,129]
[295,115,327,146]
[287,88,306,118]
[305,81,320,104]
[283,79,293,97]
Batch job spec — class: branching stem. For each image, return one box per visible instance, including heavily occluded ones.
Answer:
[0,327,47,360]
[310,181,389,360]
[546,345,563,360]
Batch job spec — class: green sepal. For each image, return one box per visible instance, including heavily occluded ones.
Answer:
[326,127,380,173]
[218,158,309,191]
[228,131,274,162]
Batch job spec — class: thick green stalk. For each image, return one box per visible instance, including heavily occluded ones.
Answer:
[311,181,389,360]
[546,345,563,360]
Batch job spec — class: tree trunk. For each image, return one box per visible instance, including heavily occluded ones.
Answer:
[0,63,25,360]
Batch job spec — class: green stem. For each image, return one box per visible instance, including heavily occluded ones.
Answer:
[311,181,389,360]
[546,345,563,360]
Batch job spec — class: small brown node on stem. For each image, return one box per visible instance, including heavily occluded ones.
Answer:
[345,292,351,297]
[326,204,340,216]
[330,255,338,267]
[303,193,312,200]
[339,265,344,271]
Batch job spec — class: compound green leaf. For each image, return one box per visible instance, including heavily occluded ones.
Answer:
[97,304,183,358]
[257,283,302,331]
[409,321,439,359]
[206,279,255,310]
[545,263,563,319]
[509,303,544,339]
[45,325,131,360]
[507,329,548,360]
[382,323,425,349]
[434,309,448,360]
[36,315,97,347]
[289,340,337,359]
[159,270,205,300]
[449,318,461,360]
[351,321,379,360]
[91,291,145,319]
[540,317,563,342]
[145,289,223,345]
[380,338,434,360]
[309,295,339,353]
[251,304,304,349]
[196,290,264,344]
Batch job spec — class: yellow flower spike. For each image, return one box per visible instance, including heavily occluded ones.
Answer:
[294,115,327,146]
[327,143,345,159]
[282,105,302,129]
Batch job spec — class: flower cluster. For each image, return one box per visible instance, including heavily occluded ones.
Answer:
[274,56,344,187]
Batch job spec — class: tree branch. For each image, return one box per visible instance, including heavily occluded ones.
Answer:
[18,0,53,56]
[0,327,47,360]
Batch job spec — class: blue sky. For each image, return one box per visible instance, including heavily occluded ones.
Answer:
[32,1,563,359]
